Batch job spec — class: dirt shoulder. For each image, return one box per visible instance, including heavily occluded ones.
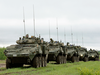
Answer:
[0,64,5,68]
[0,60,6,68]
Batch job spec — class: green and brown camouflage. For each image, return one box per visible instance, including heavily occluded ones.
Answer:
[65,42,78,62]
[4,34,49,69]
[88,49,99,61]
[47,38,67,64]
[76,46,88,62]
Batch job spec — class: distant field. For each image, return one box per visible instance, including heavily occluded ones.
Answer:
[0,61,100,75]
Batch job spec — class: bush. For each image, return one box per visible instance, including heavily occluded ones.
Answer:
[0,47,6,60]
[78,67,100,75]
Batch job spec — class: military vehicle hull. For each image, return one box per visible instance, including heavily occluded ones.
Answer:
[77,47,88,62]
[65,46,79,63]
[4,36,49,69]
[88,50,99,61]
[47,46,67,64]
[67,51,78,62]
[88,55,99,61]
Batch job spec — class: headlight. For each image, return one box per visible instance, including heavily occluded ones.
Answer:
[92,55,94,57]
[81,54,83,56]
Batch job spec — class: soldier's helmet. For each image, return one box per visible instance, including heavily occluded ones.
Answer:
[50,38,54,43]
[22,36,25,40]
[26,34,29,38]
[19,37,21,40]
[67,42,69,46]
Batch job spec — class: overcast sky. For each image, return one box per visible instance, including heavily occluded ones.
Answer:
[0,0,100,50]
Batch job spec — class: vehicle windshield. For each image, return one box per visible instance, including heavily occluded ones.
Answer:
[89,52,97,55]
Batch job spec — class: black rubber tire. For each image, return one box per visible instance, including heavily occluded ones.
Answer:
[44,57,47,67]
[61,55,63,64]
[84,57,88,62]
[71,56,76,63]
[42,56,45,67]
[57,55,61,64]
[62,56,64,63]
[95,57,99,61]
[6,58,11,69]
[33,56,39,68]
[63,56,66,63]
[38,56,42,67]
[76,56,79,62]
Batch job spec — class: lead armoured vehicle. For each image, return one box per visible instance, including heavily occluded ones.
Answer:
[65,42,78,62]
[4,34,49,69]
[76,46,88,62]
[88,49,99,61]
[47,38,67,64]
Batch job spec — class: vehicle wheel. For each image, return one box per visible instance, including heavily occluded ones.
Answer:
[38,56,42,67]
[42,56,44,67]
[63,56,66,63]
[44,57,47,67]
[71,56,76,63]
[76,56,79,62]
[84,57,88,62]
[95,57,99,61]
[61,55,64,64]
[62,56,64,63]
[33,56,39,68]
[57,55,61,64]
[6,58,11,69]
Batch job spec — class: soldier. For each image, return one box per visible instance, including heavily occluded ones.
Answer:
[67,42,69,46]
[26,34,29,39]
[50,38,54,43]
[22,36,25,40]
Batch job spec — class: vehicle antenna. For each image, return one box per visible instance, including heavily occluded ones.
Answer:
[49,20,50,39]
[82,33,84,46]
[56,18,59,41]
[23,7,26,35]
[33,5,35,36]
[71,26,73,44]
[77,35,78,45]
[64,28,66,44]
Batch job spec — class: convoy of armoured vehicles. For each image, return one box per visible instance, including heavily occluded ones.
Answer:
[3,34,100,69]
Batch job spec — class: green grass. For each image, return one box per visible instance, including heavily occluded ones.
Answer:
[78,67,100,75]
[0,47,6,60]
[0,60,5,64]
[0,61,100,75]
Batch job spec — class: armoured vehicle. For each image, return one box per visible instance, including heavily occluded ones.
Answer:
[4,34,49,69]
[76,46,88,62]
[47,38,67,64]
[65,42,78,62]
[88,49,99,61]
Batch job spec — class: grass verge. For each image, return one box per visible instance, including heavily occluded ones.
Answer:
[0,61,100,75]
